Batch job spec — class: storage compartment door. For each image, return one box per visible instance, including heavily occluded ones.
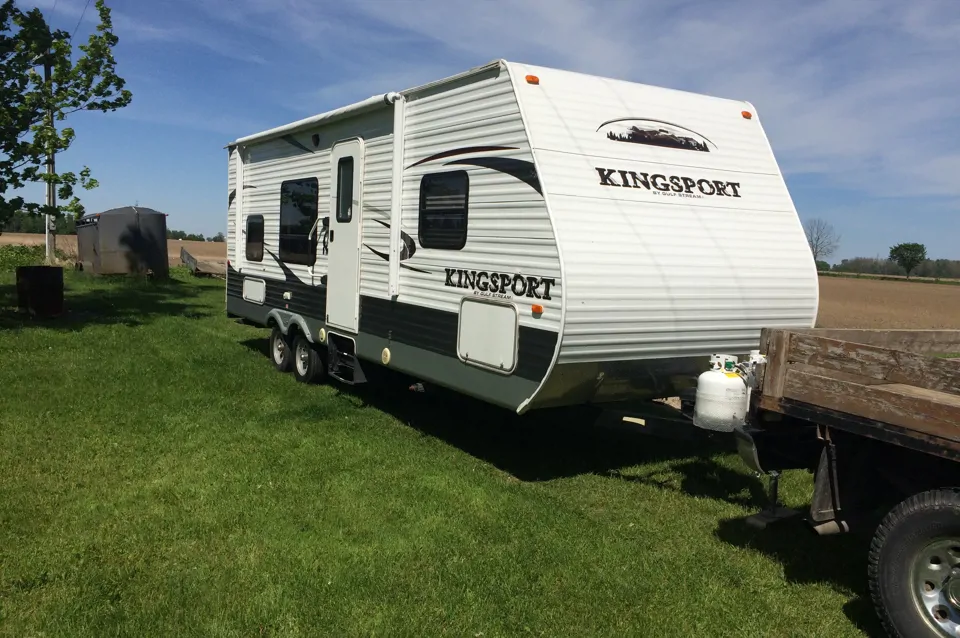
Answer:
[457,298,518,374]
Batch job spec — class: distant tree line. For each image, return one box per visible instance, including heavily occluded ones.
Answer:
[831,256,960,279]
[804,217,945,279]
[167,229,224,242]
[1,211,75,234]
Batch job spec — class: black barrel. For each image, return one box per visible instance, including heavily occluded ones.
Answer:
[16,265,64,318]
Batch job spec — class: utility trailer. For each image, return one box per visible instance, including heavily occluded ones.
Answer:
[709,328,960,638]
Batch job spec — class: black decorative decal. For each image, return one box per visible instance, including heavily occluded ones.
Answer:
[364,244,431,274]
[228,184,257,208]
[363,220,430,274]
[281,134,315,154]
[264,249,309,285]
[597,118,716,153]
[406,145,518,169]
[373,219,415,260]
[443,156,541,195]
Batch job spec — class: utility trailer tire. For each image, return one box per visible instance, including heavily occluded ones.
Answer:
[869,489,960,637]
[270,327,293,372]
[292,334,324,384]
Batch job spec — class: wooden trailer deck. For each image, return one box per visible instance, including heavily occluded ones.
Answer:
[741,329,960,636]
[755,329,960,460]
[180,246,224,278]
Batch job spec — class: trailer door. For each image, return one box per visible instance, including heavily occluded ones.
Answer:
[325,138,364,334]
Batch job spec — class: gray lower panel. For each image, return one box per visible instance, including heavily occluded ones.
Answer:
[532,356,712,409]
[354,335,540,413]
[227,296,271,325]
[228,296,326,343]
[229,296,541,412]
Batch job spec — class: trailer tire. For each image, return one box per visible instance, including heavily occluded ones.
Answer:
[292,334,324,384]
[270,327,293,373]
[869,488,960,638]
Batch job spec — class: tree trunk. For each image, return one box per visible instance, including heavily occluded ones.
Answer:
[16,265,64,318]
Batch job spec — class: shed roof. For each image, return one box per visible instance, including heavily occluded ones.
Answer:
[82,206,165,219]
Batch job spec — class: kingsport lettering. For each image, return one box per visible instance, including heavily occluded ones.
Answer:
[596,167,741,197]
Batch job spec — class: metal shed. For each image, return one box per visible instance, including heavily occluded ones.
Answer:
[76,206,169,277]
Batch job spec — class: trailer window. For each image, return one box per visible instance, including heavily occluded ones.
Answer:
[278,177,319,266]
[418,171,468,250]
[245,215,264,262]
[336,157,353,223]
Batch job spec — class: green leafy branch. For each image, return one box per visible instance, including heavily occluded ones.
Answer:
[0,0,131,228]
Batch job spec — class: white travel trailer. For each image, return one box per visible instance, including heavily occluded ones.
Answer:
[225,59,819,414]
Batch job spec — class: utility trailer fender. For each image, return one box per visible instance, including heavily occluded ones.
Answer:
[700,329,960,638]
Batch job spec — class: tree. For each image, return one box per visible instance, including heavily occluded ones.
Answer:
[803,217,841,262]
[208,232,225,243]
[0,0,131,228]
[889,243,927,278]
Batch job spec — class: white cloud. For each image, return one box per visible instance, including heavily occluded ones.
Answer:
[202,0,948,203]
[21,0,265,64]
[19,0,960,246]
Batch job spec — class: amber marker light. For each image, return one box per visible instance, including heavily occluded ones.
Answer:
[742,110,753,119]
[532,304,544,315]
[525,74,540,85]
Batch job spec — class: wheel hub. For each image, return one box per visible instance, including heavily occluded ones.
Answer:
[296,344,309,374]
[947,576,960,610]
[912,539,960,636]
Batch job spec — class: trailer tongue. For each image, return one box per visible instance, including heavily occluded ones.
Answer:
[690,329,960,638]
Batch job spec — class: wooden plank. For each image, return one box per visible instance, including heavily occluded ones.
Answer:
[881,383,960,408]
[789,362,891,387]
[180,246,198,272]
[787,329,960,355]
[788,333,960,394]
[180,247,223,277]
[782,369,960,443]
[759,329,789,399]
[774,398,960,460]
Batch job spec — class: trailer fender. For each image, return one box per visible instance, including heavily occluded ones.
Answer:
[266,309,314,343]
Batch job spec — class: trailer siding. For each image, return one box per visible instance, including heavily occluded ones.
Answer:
[395,64,563,337]
[509,61,819,365]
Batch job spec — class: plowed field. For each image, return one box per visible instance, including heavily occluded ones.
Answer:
[816,277,960,329]
[0,232,226,269]
[3,232,959,329]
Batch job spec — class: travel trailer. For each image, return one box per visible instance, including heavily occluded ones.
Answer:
[224,59,818,414]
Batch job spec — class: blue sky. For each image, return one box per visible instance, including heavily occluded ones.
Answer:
[19,0,960,261]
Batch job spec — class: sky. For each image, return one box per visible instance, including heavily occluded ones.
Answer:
[16,0,960,261]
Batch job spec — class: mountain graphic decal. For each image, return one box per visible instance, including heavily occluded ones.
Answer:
[597,118,716,153]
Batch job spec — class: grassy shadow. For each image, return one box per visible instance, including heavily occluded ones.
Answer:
[240,336,731,483]
[715,517,884,636]
[0,270,213,331]
[607,456,768,507]
[241,333,884,633]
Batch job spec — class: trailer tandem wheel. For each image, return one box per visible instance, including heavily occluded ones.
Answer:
[292,334,324,384]
[869,488,960,637]
[270,327,293,373]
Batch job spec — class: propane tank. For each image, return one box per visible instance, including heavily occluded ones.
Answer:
[693,358,748,432]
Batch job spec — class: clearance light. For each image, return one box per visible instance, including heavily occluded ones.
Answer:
[532,304,544,315]
[741,110,753,119]
[525,74,540,85]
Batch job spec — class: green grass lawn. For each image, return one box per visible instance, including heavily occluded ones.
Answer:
[0,267,879,637]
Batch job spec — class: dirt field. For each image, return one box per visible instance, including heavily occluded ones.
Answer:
[0,232,226,269]
[3,232,960,329]
[815,277,960,329]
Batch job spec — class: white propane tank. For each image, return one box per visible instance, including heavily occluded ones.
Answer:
[693,358,748,432]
